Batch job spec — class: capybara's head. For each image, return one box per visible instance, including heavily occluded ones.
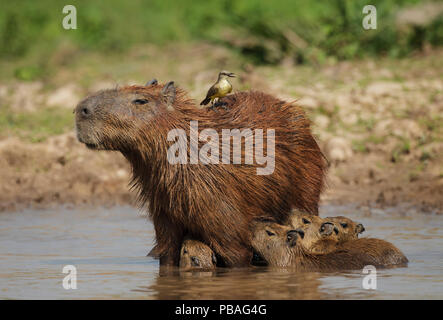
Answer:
[179,240,217,270]
[74,80,177,151]
[326,216,365,241]
[287,210,339,251]
[250,219,299,267]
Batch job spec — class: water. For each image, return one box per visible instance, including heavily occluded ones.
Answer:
[0,205,442,299]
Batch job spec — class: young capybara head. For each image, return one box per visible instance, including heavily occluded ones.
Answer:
[250,219,299,267]
[287,210,339,253]
[325,216,365,241]
[179,240,217,270]
[75,80,176,151]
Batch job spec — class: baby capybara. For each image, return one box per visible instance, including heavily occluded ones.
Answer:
[251,220,408,270]
[180,239,217,270]
[75,81,326,267]
[325,216,365,241]
[287,210,340,254]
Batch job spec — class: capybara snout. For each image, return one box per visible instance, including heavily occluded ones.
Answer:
[286,230,298,247]
[320,222,338,236]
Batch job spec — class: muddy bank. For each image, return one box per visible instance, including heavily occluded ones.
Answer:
[0,131,441,214]
[0,50,442,214]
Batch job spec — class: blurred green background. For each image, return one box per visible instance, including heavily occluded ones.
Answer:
[1,0,442,81]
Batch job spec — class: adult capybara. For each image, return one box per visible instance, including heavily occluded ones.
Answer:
[251,220,408,270]
[180,239,217,270]
[325,216,365,241]
[75,81,326,267]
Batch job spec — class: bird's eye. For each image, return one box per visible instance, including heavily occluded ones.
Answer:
[266,230,276,236]
[302,218,311,224]
[340,223,348,228]
[133,99,149,105]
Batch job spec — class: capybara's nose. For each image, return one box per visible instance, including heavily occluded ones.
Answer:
[287,230,298,247]
[191,256,200,267]
[295,228,305,239]
[320,222,335,236]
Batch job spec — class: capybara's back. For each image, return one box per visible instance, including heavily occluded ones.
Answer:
[75,82,327,266]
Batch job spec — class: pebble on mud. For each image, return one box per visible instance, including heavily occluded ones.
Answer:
[324,137,354,164]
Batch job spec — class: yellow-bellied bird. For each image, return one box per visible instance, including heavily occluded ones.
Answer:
[200,70,236,107]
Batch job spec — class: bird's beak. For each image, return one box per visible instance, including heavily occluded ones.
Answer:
[228,73,236,78]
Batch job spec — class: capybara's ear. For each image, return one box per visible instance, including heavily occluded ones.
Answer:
[356,223,365,234]
[145,78,158,86]
[161,81,176,110]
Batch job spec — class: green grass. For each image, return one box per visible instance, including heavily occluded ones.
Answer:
[0,106,73,142]
[391,137,411,162]
[1,0,441,79]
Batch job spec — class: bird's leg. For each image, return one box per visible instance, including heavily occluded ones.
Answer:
[214,98,228,110]
[208,98,218,112]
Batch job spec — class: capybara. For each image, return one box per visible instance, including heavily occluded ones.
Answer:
[251,220,408,270]
[325,216,365,241]
[180,239,217,270]
[75,81,326,266]
[287,210,339,254]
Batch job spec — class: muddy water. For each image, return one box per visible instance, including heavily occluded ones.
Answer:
[0,205,442,299]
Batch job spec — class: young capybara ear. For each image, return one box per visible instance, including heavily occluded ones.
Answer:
[145,78,158,86]
[356,223,365,234]
[161,81,176,110]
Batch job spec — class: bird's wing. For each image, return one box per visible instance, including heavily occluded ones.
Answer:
[205,84,219,99]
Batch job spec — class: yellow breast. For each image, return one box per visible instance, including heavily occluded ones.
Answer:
[212,79,232,98]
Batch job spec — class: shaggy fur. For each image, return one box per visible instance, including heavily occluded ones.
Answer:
[251,221,408,270]
[75,82,327,266]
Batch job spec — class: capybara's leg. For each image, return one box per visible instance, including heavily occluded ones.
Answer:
[210,236,252,267]
[152,213,184,266]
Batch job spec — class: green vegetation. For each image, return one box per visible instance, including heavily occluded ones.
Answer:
[391,137,411,162]
[1,0,442,78]
[0,106,73,142]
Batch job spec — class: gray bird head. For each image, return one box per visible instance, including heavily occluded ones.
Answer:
[218,70,236,79]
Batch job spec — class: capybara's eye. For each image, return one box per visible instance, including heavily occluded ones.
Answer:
[133,99,149,105]
[302,218,311,224]
[340,223,348,228]
[266,230,276,236]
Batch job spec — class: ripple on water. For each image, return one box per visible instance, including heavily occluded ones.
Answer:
[0,205,442,299]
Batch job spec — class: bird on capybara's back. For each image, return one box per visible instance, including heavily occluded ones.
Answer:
[74,81,327,267]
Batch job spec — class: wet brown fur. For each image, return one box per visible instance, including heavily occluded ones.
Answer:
[287,210,339,254]
[180,239,217,270]
[251,221,408,271]
[325,216,365,241]
[75,83,327,267]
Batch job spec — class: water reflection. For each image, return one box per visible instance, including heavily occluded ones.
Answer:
[0,205,442,299]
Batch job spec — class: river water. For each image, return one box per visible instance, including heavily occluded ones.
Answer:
[0,205,441,299]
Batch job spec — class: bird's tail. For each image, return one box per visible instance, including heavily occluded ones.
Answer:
[200,97,211,105]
